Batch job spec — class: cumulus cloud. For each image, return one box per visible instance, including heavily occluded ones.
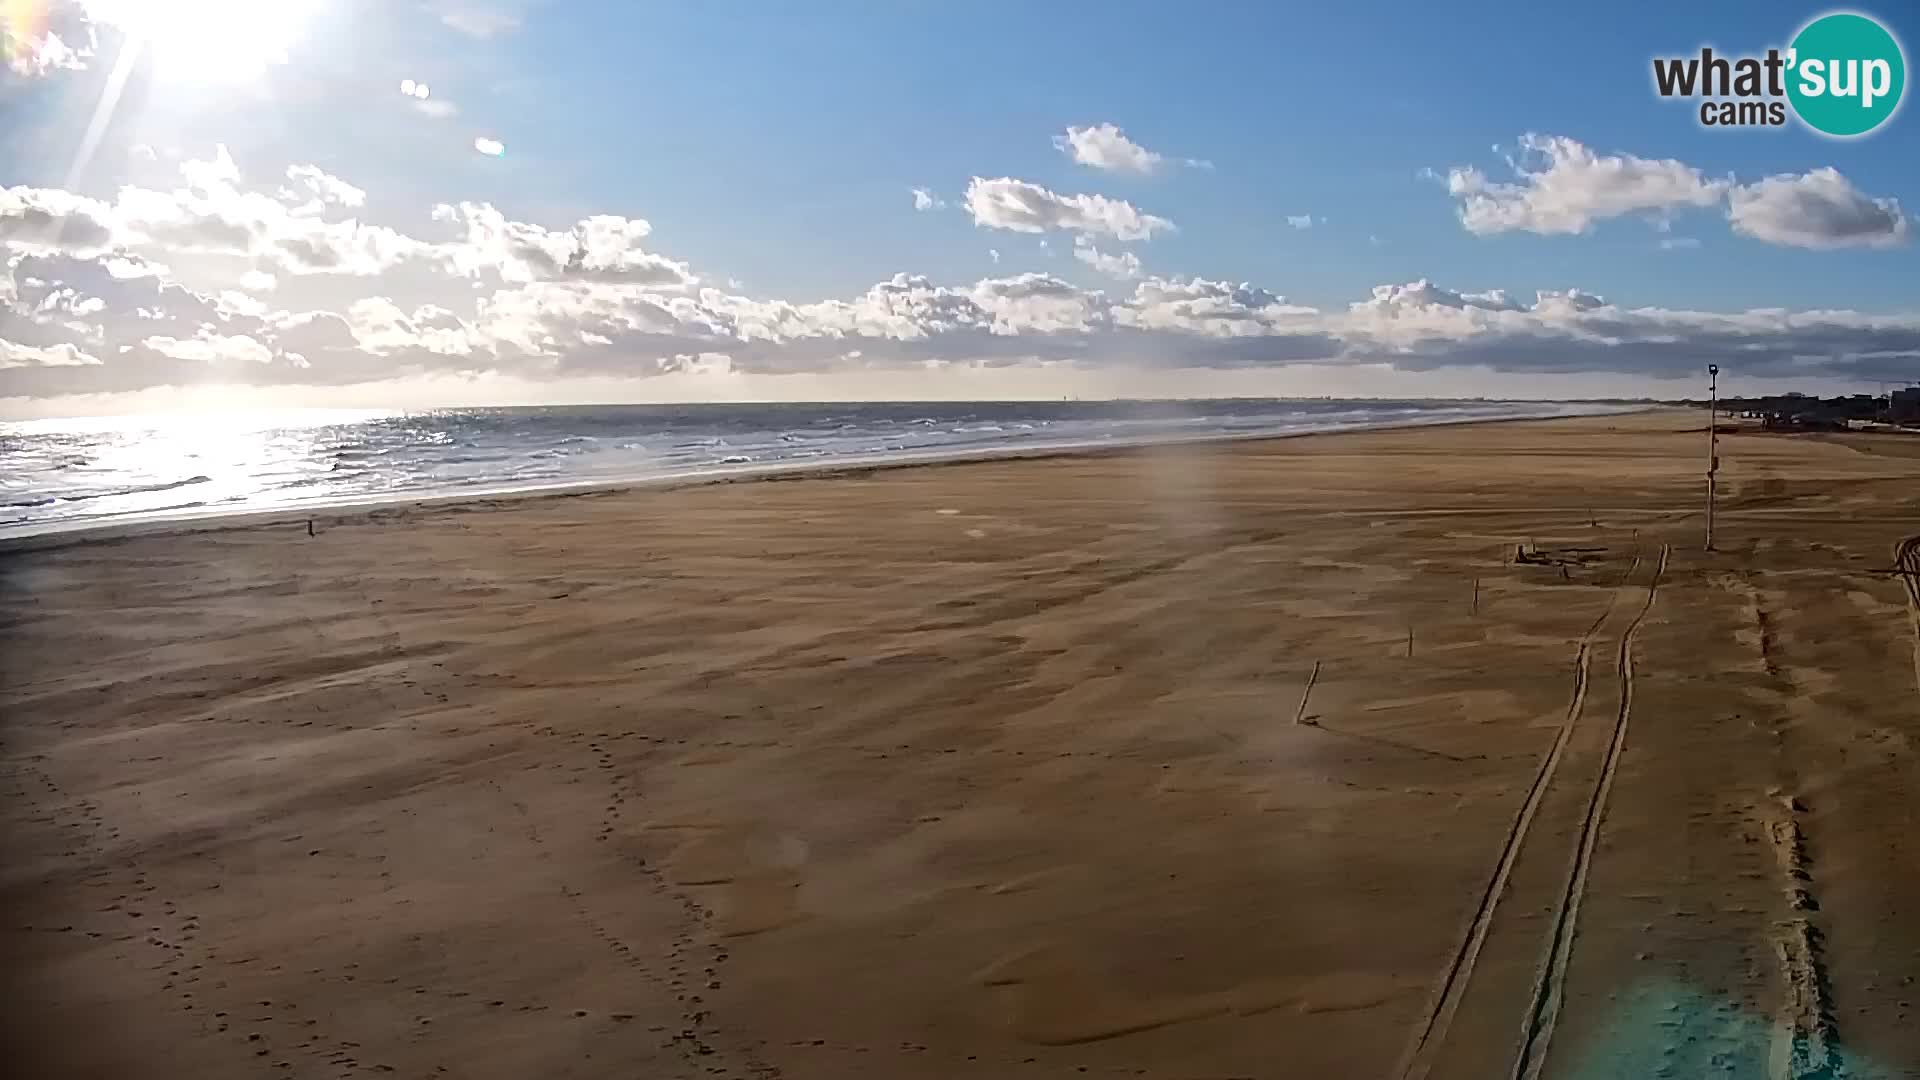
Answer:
[1073,238,1142,279]
[347,297,483,357]
[963,177,1173,241]
[1286,215,1313,230]
[1728,168,1909,250]
[5,146,1919,400]
[1054,123,1161,173]
[1053,123,1209,173]
[14,146,432,276]
[1114,278,1315,340]
[1437,137,1908,253]
[283,165,367,210]
[432,203,694,286]
[2,339,100,367]
[1441,134,1729,235]
[911,187,945,211]
[0,186,119,256]
[142,330,275,366]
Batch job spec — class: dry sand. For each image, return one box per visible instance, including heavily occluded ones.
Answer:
[3,410,1918,1080]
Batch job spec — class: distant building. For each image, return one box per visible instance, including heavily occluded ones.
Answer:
[1893,387,1920,421]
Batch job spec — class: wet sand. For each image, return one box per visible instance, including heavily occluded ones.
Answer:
[3,410,1918,1079]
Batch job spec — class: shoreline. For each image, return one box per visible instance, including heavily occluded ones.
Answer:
[0,404,1652,553]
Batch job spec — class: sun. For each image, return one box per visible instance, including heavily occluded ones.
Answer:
[83,0,314,81]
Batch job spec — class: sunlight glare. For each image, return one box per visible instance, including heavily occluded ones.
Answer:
[82,0,315,81]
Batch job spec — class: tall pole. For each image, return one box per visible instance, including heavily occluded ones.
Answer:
[1705,364,1719,551]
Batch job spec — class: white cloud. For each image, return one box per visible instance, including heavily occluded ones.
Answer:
[103,255,162,279]
[474,137,506,157]
[284,165,367,210]
[1073,238,1142,279]
[1441,134,1728,235]
[963,177,1173,241]
[1054,123,1162,174]
[5,144,1919,401]
[970,273,1106,333]
[1114,277,1314,338]
[49,147,431,276]
[0,186,119,256]
[1659,236,1701,250]
[1052,123,1210,174]
[432,202,694,286]
[1286,215,1313,230]
[433,2,521,38]
[987,248,1000,264]
[142,330,275,366]
[911,187,945,211]
[347,297,482,356]
[1728,168,1909,250]
[1,339,101,368]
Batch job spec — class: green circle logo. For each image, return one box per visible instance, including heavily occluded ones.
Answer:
[1787,12,1906,137]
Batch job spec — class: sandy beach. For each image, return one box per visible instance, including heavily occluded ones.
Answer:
[4,409,1919,1080]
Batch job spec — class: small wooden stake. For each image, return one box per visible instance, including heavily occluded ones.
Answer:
[1292,660,1321,725]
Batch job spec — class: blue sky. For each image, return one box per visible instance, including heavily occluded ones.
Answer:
[499,0,1918,309]
[0,0,1915,413]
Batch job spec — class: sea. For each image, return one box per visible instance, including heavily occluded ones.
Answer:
[1,399,1635,538]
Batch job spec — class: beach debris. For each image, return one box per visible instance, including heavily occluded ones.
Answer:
[1515,543,1609,569]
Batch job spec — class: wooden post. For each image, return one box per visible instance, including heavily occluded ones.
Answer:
[1706,364,1719,551]
[307,518,315,538]
[1406,626,1414,658]
[1292,660,1321,725]
[1471,577,1480,615]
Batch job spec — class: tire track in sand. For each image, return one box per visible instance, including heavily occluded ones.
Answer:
[1897,535,1920,697]
[1509,544,1668,1080]
[1397,551,1645,1080]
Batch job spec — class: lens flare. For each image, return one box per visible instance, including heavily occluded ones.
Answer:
[3,0,63,74]
[81,0,315,81]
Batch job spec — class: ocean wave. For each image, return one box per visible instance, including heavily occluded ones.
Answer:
[11,474,213,507]
[2,401,1637,537]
